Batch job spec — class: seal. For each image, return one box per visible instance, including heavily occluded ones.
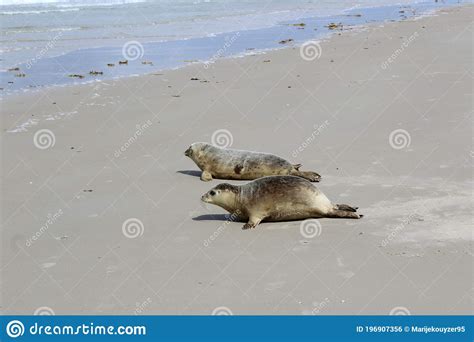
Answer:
[184,142,321,182]
[201,176,362,229]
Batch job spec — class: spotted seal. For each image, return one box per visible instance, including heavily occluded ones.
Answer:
[201,175,362,229]
[184,142,321,182]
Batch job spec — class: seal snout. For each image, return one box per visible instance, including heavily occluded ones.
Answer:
[201,188,218,203]
[184,147,192,157]
[201,193,210,203]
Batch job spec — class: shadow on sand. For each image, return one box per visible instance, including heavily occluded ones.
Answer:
[177,170,201,178]
[192,214,242,222]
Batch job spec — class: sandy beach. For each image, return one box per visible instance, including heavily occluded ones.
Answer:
[1,5,472,315]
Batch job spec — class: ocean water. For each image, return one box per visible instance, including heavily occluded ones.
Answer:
[0,0,468,94]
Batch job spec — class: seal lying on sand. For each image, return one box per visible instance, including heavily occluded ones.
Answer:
[184,142,321,182]
[201,176,362,229]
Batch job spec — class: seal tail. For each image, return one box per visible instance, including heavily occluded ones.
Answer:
[326,205,362,219]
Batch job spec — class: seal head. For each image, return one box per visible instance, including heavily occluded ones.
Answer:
[201,183,240,215]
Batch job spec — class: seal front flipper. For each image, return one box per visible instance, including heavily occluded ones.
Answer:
[200,170,213,182]
[242,216,264,230]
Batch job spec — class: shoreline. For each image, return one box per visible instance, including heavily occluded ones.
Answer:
[1,5,472,315]
[0,0,467,97]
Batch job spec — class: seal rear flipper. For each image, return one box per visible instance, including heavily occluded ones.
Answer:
[326,208,362,219]
[293,163,302,170]
[335,204,358,212]
[290,170,321,182]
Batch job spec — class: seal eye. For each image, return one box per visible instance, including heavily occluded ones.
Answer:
[209,190,216,196]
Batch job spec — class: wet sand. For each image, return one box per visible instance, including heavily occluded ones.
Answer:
[1,5,472,315]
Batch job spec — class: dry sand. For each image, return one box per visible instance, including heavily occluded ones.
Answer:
[1,6,472,315]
